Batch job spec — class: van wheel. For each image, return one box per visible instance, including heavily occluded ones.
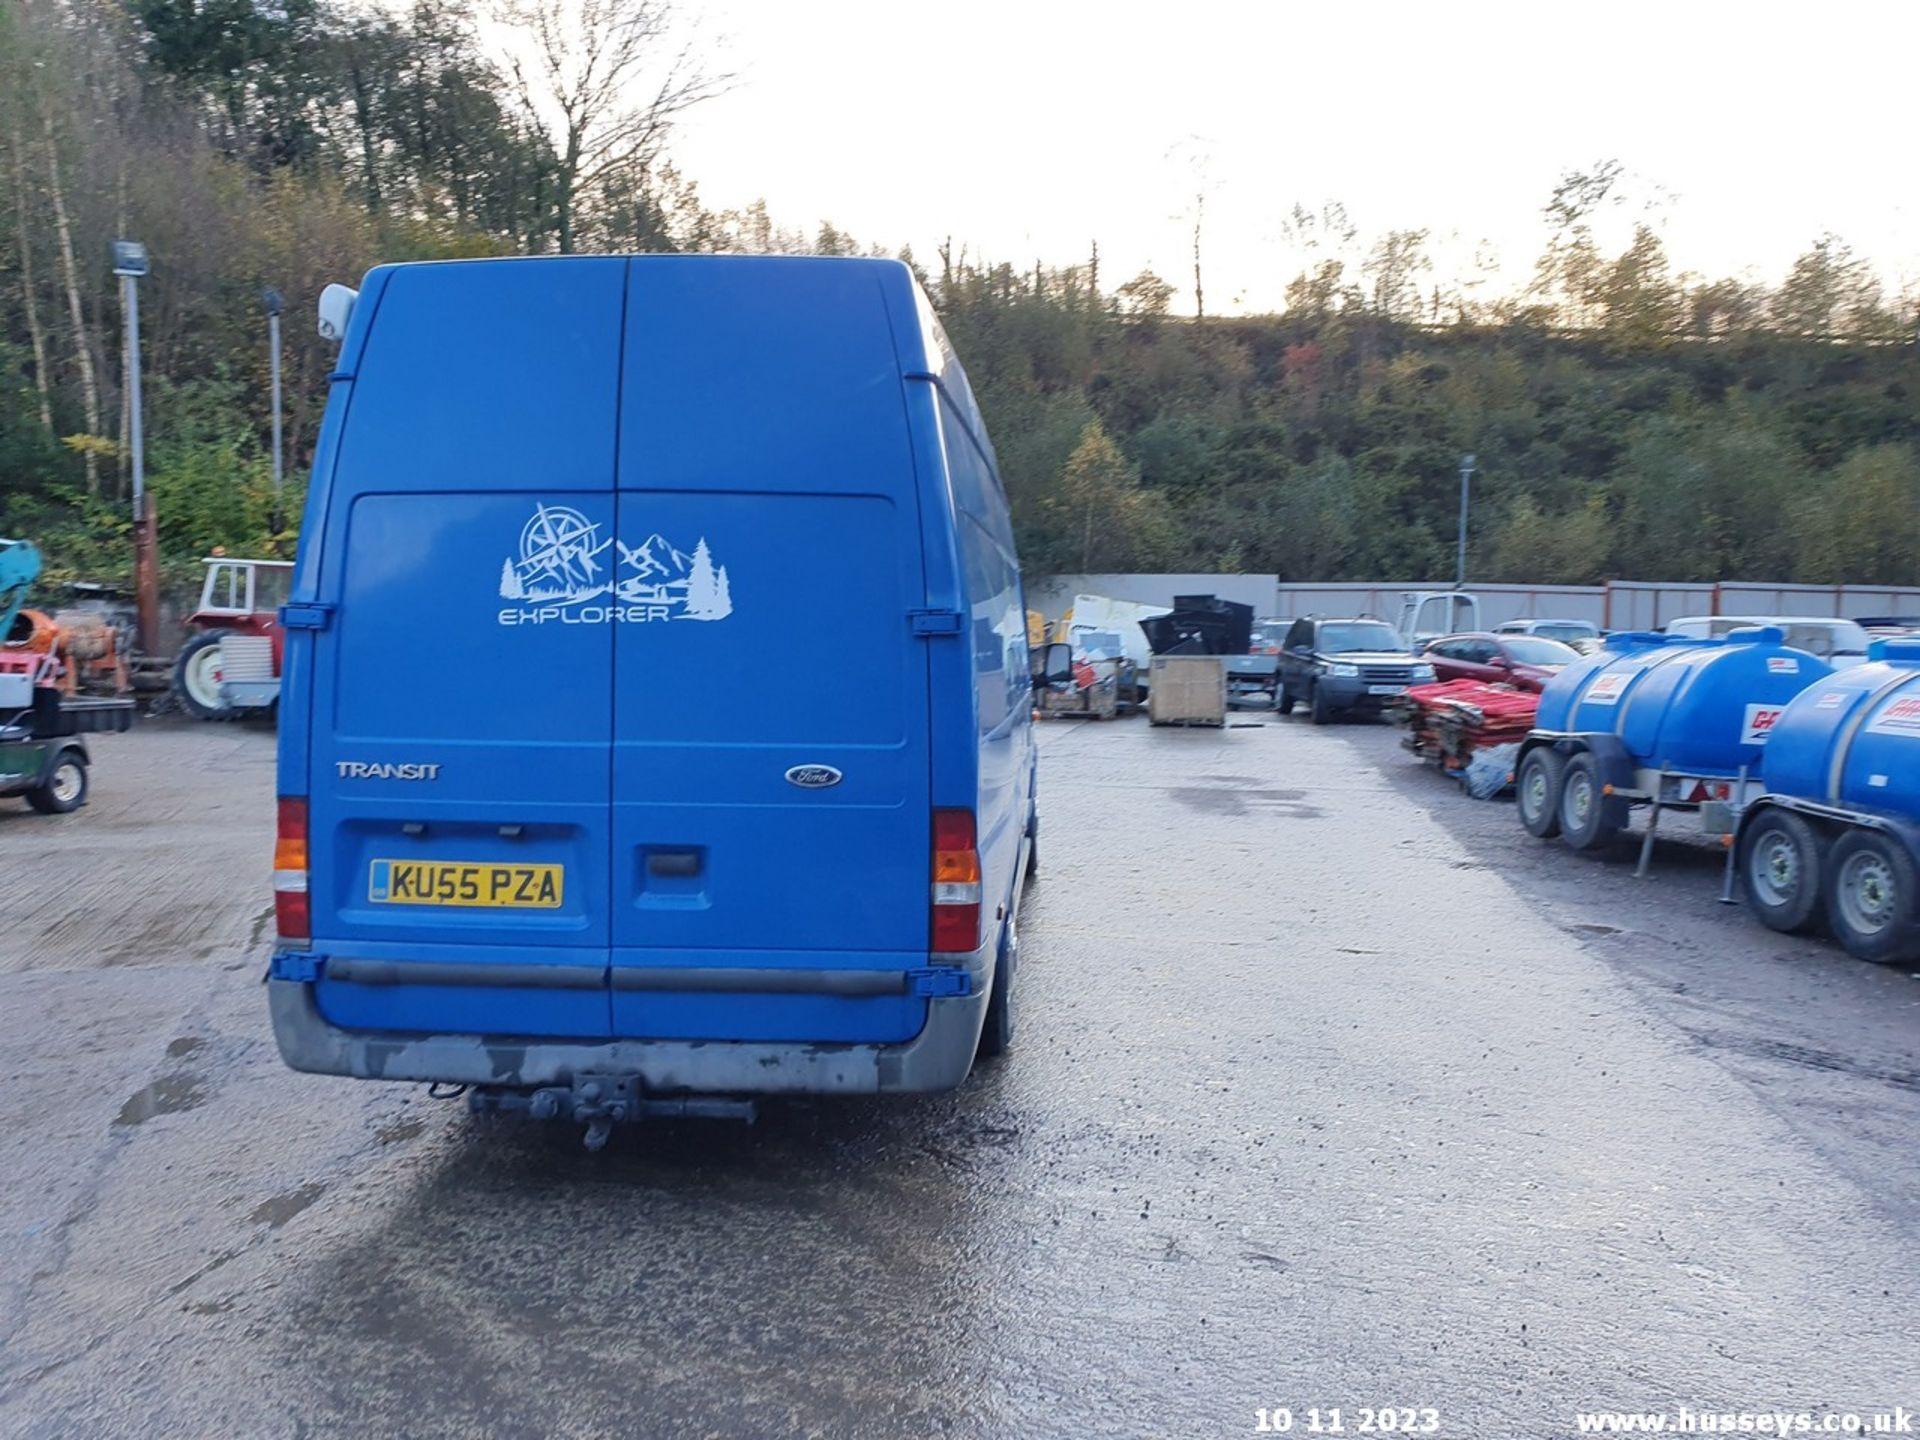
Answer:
[1558,753,1622,852]
[26,754,87,814]
[174,630,234,720]
[1824,830,1920,966]
[1309,684,1333,726]
[1276,681,1295,715]
[977,923,1016,1059]
[1516,748,1567,839]
[1739,811,1828,934]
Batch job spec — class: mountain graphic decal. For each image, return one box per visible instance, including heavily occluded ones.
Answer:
[498,506,732,625]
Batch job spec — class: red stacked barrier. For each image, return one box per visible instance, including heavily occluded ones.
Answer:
[1393,680,1540,771]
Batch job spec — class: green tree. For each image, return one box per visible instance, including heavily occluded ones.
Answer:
[1053,421,1168,572]
[1793,445,1920,584]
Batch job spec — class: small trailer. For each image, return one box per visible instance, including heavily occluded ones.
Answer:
[1733,637,1920,965]
[1,643,134,814]
[1513,626,1828,876]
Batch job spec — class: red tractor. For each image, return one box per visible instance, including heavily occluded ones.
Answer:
[173,556,293,720]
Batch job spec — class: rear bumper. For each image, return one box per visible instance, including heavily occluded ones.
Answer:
[267,949,994,1096]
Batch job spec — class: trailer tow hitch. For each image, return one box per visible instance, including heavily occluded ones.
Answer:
[467,1075,757,1149]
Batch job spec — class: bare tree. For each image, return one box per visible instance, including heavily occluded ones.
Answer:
[491,0,728,252]
[42,106,104,491]
[3,122,54,431]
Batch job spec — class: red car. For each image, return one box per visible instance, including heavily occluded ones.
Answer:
[1421,632,1580,692]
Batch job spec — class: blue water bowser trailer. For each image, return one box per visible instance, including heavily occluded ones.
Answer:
[1514,627,1829,874]
[1733,637,1920,965]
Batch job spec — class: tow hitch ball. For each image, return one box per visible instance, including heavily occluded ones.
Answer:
[467,1076,756,1149]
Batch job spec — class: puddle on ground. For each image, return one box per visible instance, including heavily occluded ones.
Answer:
[245,904,276,951]
[1566,922,1623,937]
[1169,787,1323,819]
[165,1036,203,1058]
[376,1119,426,1145]
[114,1075,207,1127]
[250,1182,327,1229]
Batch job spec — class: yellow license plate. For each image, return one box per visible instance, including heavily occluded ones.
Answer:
[369,859,563,909]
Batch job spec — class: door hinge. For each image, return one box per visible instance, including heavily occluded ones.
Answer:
[907,967,972,997]
[279,601,335,631]
[269,951,325,983]
[909,609,965,636]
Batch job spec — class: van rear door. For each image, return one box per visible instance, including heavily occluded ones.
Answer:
[608,258,932,1043]
[303,258,625,1039]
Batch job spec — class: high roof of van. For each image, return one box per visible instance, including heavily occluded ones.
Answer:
[335,253,996,469]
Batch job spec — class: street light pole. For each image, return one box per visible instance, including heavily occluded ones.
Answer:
[262,287,285,533]
[1456,452,1476,590]
[113,240,158,657]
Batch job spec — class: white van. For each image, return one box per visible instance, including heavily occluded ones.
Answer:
[1662,616,1874,668]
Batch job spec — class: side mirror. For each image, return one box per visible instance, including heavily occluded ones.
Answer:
[1033,642,1074,685]
[317,283,359,344]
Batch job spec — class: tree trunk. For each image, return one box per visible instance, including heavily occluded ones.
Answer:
[4,123,53,432]
[555,128,581,254]
[1192,209,1205,322]
[41,107,102,492]
[349,57,383,213]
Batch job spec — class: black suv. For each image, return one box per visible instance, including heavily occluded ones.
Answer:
[1276,617,1435,724]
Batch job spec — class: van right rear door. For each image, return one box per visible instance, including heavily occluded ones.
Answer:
[606,258,934,1045]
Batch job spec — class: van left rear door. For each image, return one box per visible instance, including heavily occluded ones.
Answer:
[303,258,624,1039]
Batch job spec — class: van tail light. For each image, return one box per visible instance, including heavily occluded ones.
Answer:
[274,796,310,943]
[931,809,981,953]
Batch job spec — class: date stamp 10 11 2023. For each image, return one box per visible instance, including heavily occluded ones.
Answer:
[1254,1408,1442,1434]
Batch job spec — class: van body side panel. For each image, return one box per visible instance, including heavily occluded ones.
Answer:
[305,258,626,1039]
[608,257,931,1043]
[887,275,1030,937]
[934,393,1028,934]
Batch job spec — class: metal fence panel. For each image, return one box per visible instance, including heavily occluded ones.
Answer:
[1034,575,1920,632]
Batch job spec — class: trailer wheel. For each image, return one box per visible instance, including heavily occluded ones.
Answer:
[174,630,234,720]
[1739,811,1828,934]
[1558,753,1621,852]
[1516,748,1567,839]
[1276,681,1295,716]
[1824,830,1920,966]
[25,753,87,814]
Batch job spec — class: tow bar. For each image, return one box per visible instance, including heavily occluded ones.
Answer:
[466,1075,758,1150]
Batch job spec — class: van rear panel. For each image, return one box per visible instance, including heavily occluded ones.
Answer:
[304,259,625,1040]
[606,258,931,1042]
[282,255,1025,1068]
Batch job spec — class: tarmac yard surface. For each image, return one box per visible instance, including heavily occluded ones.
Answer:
[2,715,1916,1438]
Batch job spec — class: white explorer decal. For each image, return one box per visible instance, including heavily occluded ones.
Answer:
[497,504,733,626]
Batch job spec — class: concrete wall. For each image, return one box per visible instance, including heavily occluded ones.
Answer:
[1035,574,1920,633]
[1271,582,1608,629]
[1028,573,1279,620]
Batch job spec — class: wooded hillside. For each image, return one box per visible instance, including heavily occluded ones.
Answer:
[3,0,1917,590]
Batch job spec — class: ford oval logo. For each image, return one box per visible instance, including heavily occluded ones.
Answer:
[785,764,843,789]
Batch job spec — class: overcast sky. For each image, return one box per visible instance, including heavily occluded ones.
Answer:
[668,0,1917,314]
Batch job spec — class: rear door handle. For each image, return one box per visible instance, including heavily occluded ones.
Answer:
[647,851,702,878]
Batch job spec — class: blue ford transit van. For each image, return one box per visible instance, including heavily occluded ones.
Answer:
[268,256,1036,1133]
